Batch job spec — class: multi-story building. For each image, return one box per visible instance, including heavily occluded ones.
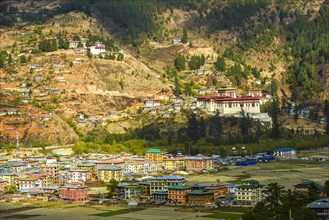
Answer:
[294,181,326,198]
[40,158,60,186]
[76,163,97,180]
[186,154,214,172]
[196,95,261,115]
[60,185,88,203]
[168,185,192,204]
[124,160,162,174]
[97,167,123,182]
[18,176,46,190]
[152,191,168,202]
[204,184,229,199]
[120,184,142,199]
[145,148,164,162]
[8,162,28,173]
[149,175,186,194]
[0,173,17,186]
[0,180,9,191]
[186,190,214,205]
[138,181,151,196]
[306,198,329,220]
[236,180,264,204]
[68,170,90,183]
[96,160,125,169]
[163,158,186,171]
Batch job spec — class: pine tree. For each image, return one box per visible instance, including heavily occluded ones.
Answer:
[20,55,27,63]
[187,112,199,142]
[199,117,206,138]
[270,80,280,139]
[181,28,188,44]
[173,77,181,97]
[215,55,226,72]
[0,56,4,68]
[325,100,329,134]
[188,55,201,70]
[200,54,206,66]
[174,53,185,71]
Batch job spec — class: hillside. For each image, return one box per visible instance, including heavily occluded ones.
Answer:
[0,0,328,148]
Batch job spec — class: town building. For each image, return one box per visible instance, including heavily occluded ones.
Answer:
[145,148,164,162]
[163,158,186,171]
[168,185,192,204]
[138,182,151,196]
[119,184,142,200]
[0,180,9,191]
[18,176,45,190]
[185,154,214,172]
[273,147,297,158]
[186,190,214,205]
[306,198,329,220]
[144,99,161,108]
[76,163,97,180]
[294,181,326,198]
[204,184,229,199]
[149,175,186,194]
[236,180,264,204]
[68,170,90,183]
[39,157,60,186]
[152,191,168,202]
[97,167,123,182]
[60,185,88,203]
[8,162,28,173]
[124,160,162,174]
[0,173,17,186]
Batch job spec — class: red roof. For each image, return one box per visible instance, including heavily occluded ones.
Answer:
[197,96,260,101]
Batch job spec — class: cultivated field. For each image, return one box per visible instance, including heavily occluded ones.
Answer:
[186,159,329,189]
[0,203,216,220]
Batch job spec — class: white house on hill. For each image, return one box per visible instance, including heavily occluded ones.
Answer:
[90,42,106,55]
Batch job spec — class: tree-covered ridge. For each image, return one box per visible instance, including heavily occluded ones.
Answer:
[93,0,168,45]
[286,3,329,101]
[206,0,271,32]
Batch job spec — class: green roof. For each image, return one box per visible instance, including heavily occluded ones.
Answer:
[145,148,162,153]
[168,185,191,190]
[274,147,296,151]
[187,190,213,195]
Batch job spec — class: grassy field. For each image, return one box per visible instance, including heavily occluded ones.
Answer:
[92,208,145,217]
[186,159,329,188]
[204,212,242,219]
[298,148,329,159]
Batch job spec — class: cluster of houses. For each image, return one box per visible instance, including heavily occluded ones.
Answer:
[1,147,326,209]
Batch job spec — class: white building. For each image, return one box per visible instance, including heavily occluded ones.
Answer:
[273,147,296,158]
[124,160,162,174]
[68,170,90,183]
[90,42,106,55]
[197,96,261,115]
[144,99,161,108]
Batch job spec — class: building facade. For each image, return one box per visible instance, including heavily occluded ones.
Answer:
[149,175,186,194]
[145,148,164,162]
[60,185,88,203]
[186,154,214,172]
[97,167,123,182]
[186,190,214,205]
[168,185,192,204]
